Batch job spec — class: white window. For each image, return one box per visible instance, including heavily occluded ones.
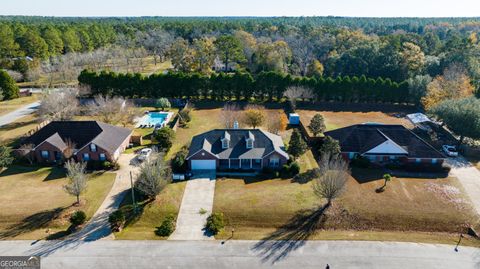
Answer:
[246,139,253,149]
[222,139,229,149]
[390,156,396,160]
[415,158,421,163]
[41,151,49,159]
[83,153,90,161]
[269,158,279,167]
[432,159,437,164]
[90,144,97,152]
[99,153,106,161]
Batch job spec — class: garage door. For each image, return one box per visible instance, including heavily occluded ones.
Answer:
[191,160,216,170]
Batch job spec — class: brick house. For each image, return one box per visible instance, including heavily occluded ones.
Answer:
[22,121,132,164]
[186,129,289,172]
[325,124,445,165]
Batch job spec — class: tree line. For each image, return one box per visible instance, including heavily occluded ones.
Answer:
[1,16,480,91]
[78,70,410,104]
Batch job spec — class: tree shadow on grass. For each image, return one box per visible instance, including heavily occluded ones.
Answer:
[0,207,66,239]
[252,204,330,264]
[292,169,320,184]
[44,167,66,181]
[0,165,44,177]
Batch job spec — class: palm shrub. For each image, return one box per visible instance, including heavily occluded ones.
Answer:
[155,214,176,237]
[205,212,225,235]
[109,210,126,232]
[69,210,86,226]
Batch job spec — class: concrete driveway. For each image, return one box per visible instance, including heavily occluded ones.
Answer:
[69,154,139,241]
[0,101,40,127]
[447,157,480,216]
[2,240,479,269]
[169,174,216,240]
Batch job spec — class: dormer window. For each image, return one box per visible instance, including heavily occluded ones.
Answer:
[246,131,255,149]
[221,131,230,149]
[246,139,253,149]
[90,143,97,152]
[222,138,229,149]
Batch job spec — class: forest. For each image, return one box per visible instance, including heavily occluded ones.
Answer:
[0,16,479,104]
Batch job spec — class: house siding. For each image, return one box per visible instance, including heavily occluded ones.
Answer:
[34,142,62,163]
[262,152,288,169]
[188,150,219,170]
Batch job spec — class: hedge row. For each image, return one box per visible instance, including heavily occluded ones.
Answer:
[78,70,411,104]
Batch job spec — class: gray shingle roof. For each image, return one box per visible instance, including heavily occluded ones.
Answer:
[325,124,445,159]
[187,129,288,160]
[23,121,132,154]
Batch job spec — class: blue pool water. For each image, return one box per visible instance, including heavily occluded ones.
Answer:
[140,112,171,127]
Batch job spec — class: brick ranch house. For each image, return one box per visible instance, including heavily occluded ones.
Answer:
[186,129,289,171]
[21,121,133,163]
[325,124,445,165]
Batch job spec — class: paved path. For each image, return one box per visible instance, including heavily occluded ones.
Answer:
[1,240,479,269]
[447,157,480,216]
[0,101,40,127]
[169,177,216,240]
[68,154,139,241]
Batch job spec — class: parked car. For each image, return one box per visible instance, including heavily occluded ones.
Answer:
[137,148,152,161]
[442,145,458,157]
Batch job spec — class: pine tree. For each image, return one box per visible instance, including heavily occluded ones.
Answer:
[288,129,307,159]
[0,70,19,100]
[308,114,326,137]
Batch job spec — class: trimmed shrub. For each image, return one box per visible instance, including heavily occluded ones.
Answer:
[154,127,175,152]
[109,210,126,232]
[351,156,370,168]
[205,212,225,235]
[69,211,86,226]
[102,161,112,170]
[155,214,176,237]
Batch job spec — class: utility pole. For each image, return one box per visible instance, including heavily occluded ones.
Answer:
[130,171,137,214]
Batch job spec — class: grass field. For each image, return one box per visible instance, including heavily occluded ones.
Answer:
[0,165,115,240]
[0,95,39,116]
[213,156,478,245]
[114,181,187,240]
[0,114,39,146]
[297,109,414,136]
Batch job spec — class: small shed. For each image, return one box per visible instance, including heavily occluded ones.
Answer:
[407,113,433,132]
[289,113,300,125]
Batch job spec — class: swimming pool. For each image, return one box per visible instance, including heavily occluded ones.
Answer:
[137,112,174,128]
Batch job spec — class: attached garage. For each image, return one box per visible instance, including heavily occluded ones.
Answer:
[191,160,216,170]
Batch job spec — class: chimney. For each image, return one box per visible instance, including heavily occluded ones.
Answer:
[233,120,239,129]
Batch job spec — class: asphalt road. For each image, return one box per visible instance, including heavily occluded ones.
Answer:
[0,240,478,269]
[0,101,40,127]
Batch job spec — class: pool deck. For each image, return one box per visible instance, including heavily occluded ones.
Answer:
[135,111,174,128]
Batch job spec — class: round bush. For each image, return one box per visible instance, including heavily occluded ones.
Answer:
[69,210,86,226]
[108,210,125,231]
[289,162,300,175]
[205,212,225,235]
[155,215,176,237]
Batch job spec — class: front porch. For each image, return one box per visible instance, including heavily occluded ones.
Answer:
[219,159,263,170]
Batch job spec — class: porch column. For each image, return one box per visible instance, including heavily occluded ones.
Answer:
[239,159,241,169]
[250,159,252,169]
[229,159,231,169]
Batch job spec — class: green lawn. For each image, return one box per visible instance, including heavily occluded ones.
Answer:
[0,165,115,240]
[212,152,479,246]
[114,181,187,240]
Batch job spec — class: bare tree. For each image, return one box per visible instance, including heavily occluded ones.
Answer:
[17,144,34,164]
[283,86,315,111]
[220,103,240,128]
[64,160,87,205]
[312,153,350,206]
[134,151,171,200]
[63,139,76,161]
[87,95,139,126]
[38,88,80,121]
